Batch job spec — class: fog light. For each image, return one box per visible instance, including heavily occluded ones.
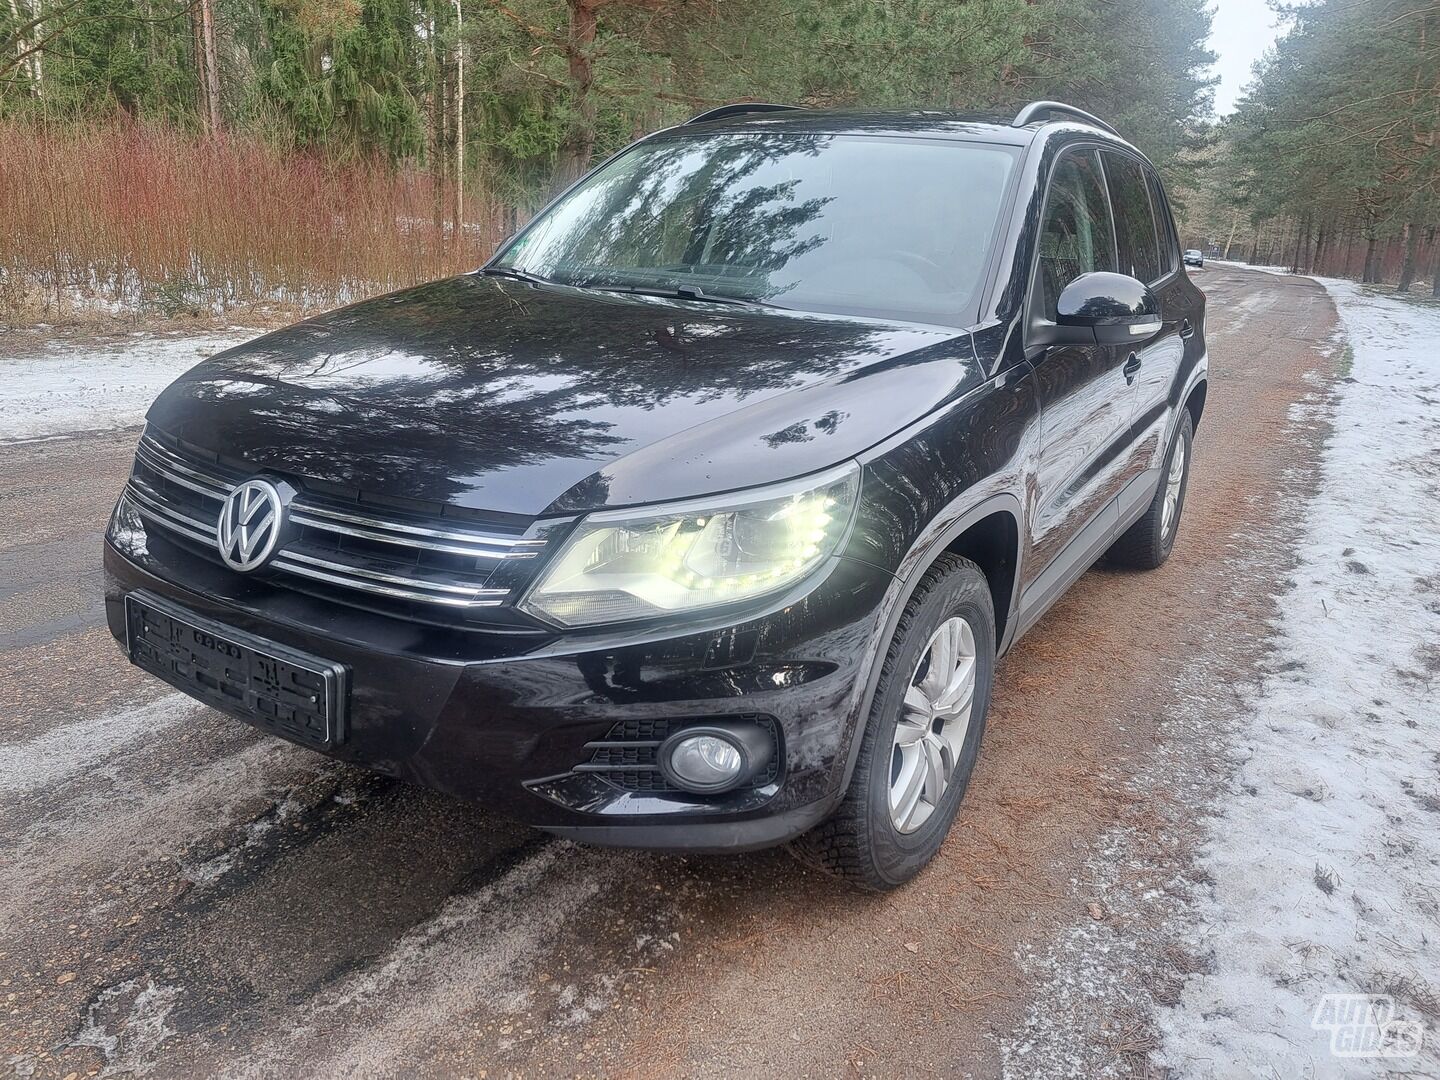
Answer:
[658,722,775,794]
[669,735,743,788]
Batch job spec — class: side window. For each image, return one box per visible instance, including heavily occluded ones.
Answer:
[1147,170,1180,276]
[1103,152,1162,284]
[1035,150,1116,320]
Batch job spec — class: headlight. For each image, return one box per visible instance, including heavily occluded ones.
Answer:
[519,463,860,627]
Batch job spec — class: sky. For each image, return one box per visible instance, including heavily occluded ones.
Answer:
[1207,0,1289,115]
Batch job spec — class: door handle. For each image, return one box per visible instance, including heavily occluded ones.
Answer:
[1179,319,1195,339]
[1123,353,1142,385]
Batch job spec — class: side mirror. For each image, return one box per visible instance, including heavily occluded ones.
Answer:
[1033,271,1162,347]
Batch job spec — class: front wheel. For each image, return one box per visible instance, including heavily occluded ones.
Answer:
[790,554,995,891]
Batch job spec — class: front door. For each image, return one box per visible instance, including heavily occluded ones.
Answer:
[1020,148,1140,609]
[1103,151,1189,508]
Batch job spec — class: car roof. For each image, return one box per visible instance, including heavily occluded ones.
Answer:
[664,106,1145,155]
[667,108,1037,146]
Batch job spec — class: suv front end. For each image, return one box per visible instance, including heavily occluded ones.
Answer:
[104,428,900,850]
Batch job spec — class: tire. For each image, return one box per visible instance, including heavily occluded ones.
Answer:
[790,553,995,891]
[1105,410,1194,570]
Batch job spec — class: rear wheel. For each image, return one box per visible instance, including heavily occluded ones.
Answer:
[1105,410,1194,570]
[790,554,995,891]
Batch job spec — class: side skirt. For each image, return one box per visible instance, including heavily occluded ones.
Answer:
[1007,465,1161,646]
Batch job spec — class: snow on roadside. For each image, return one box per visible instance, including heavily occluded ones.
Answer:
[1160,281,1440,1075]
[0,331,251,443]
[1209,258,1298,276]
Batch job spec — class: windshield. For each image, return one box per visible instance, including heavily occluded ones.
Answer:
[493,133,1018,326]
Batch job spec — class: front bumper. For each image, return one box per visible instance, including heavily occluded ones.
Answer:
[103,507,895,851]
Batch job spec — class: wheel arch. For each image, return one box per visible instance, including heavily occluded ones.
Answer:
[1184,378,1208,431]
[834,492,1025,797]
[941,509,1020,650]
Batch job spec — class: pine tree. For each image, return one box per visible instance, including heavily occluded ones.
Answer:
[1198,0,1440,287]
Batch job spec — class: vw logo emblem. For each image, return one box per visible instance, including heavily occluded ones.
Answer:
[217,478,286,572]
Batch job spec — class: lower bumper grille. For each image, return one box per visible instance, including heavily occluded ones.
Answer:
[579,715,782,793]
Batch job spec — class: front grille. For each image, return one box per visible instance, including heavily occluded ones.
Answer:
[124,428,551,615]
[578,715,781,793]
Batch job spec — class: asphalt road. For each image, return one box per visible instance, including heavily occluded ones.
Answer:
[0,266,1340,1078]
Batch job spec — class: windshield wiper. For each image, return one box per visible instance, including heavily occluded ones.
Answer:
[484,268,773,308]
[586,282,774,308]
[480,265,555,286]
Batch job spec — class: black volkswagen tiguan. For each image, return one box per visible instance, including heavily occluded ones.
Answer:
[105,101,1207,889]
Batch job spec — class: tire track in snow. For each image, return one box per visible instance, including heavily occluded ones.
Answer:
[0,692,197,797]
[223,840,668,1080]
[0,720,321,919]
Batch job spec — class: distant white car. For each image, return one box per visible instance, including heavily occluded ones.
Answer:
[1184,249,1204,268]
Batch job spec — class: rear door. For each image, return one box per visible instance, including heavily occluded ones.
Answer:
[1101,151,1190,509]
[1020,148,1138,609]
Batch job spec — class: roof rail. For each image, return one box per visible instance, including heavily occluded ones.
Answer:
[684,102,804,126]
[1011,100,1119,136]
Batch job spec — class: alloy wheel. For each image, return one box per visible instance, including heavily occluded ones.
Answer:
[1162,434,1187,538]
[888,616,977,834]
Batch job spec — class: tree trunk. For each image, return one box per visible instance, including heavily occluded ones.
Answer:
[198,0,222,134]
[556,0,598,188]
[14,0,43,95]
[31,12,41,93]
[1290,215,1307,274]
[1396,221,1421,292]
[1313,223,1327,274]
[192,8,207,121]
[452,0,464,245]
[1224,211,1239,260]
[429,9,446,250]
[6,0,36,94]
[1430,236,1440,298]
[1361,235,1379,283]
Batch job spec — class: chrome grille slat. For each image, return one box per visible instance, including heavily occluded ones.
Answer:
[127,430,548,613]
[270,557,505,608]
[279,550,507,599]
[288,512,532,559]
[127,500,217,547]
[125,481,218,541]
[293,503,545,548]
[135,436,233,499]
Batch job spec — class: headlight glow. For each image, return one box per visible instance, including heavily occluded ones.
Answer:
[519,463,860,627]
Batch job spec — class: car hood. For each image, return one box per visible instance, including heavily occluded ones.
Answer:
[147,274,981,517]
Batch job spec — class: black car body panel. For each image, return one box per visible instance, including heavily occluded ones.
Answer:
[105,107,1208,851]
[146,275,977,517]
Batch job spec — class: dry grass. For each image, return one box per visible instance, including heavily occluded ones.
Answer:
[0,121,508,324]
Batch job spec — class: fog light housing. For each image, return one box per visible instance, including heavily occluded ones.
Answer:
[658,722,775,795]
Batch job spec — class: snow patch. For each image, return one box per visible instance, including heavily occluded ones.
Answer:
[0,693,199,796]
[0,332,251,442]
[70,978,181,1076]
[1209,259,1301,276]
[1159,279,1440,1075]
[0,733,311,917]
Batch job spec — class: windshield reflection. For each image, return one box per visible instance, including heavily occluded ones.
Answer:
[498,134,1017,326]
